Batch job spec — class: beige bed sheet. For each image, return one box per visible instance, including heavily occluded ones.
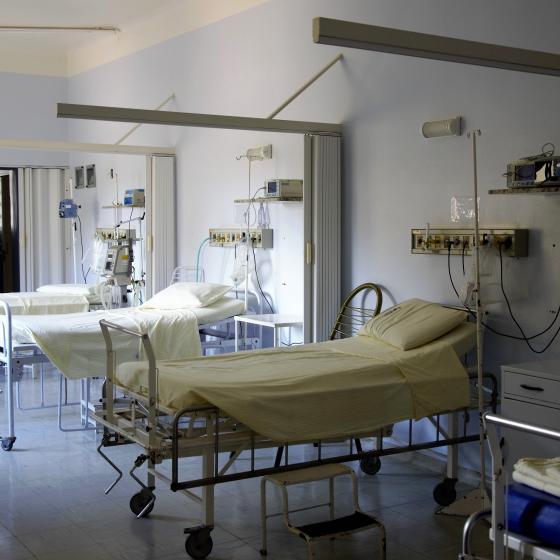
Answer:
[116,323,475,443]
[12,307,202,380]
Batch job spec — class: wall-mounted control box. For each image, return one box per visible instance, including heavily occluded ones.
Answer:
[411,228,529,258]
[209,228,273,249]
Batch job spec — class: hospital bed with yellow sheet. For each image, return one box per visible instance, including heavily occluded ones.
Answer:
[93,284,498,559]
[0,281,247,451]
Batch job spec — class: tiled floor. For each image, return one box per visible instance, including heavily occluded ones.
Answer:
[0,369,493,560]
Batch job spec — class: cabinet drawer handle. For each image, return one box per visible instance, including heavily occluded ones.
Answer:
[520,384,544,392]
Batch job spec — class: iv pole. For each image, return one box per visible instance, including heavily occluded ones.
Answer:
[66,176,78,283]
[470,129,487,503]
[441,129,490,516]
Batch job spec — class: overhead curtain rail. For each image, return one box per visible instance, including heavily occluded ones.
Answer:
[57,104,342,135]
[0,138,174,156]
[313,17,560,77]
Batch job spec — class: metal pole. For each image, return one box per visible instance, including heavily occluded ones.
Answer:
[115,93,175,145]
[470,129,486,501]
[267,54,343,119]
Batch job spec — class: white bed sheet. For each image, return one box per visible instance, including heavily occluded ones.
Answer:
[12,307,202,380]
[37,283,105,305]
[116,323,475,442]
[0,292,90,315]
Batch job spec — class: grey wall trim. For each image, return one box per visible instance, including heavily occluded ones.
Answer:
[313,17,560,77]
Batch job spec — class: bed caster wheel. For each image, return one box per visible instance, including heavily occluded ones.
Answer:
[360,455,381,475]
[185,528,213,559]
[1,437,15,451]
[129,489,155,518]
[433,478,457,506]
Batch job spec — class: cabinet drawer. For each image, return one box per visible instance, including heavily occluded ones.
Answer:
[501,398,560,468]
[503,371,560,407]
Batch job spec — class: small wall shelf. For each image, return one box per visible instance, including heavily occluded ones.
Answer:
[489,185,560,194]
[102,204,145,209]
[234,197,303,204]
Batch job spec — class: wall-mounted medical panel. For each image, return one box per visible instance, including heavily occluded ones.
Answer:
[85,164,96,188]
[209,228,273,249]
[411,228,529,258]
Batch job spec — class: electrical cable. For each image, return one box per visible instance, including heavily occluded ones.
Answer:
[251,243,274,313]
[196,237,210,282]
[461,239,467,275]
[448,244,560,346]
[498,244,560,353]
[76,215,88,283]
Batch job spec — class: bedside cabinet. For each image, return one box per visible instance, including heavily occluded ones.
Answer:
[501,360,560,469]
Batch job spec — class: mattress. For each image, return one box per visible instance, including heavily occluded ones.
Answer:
[0,292,90,315]
[190,297,245,325]
[116,322,475,443]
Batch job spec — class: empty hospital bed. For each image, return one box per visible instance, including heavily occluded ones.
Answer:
[0,281,247,451]
[0,291,90,315]
[93,284,498,559]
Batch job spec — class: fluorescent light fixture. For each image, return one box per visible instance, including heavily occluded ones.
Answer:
[313,17,560,77]
[422,117,462,138]
[0,25,119,33]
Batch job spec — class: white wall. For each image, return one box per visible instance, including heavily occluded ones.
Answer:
[64,0,560,359]
[62,0,560,466]
[173,128,304,320]
[0,72,68,167]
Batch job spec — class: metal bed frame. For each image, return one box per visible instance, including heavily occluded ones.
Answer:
[0,301,97,450]
[93,283,498,559]
[460,413,560,560]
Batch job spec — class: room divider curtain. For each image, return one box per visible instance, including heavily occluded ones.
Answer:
[18,168,68,291]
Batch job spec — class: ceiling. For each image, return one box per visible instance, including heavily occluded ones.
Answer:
[0,0,182,47]
[0,0,267,76]
[0,0,182,27]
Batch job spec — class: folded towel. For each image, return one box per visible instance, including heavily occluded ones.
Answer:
[513,457,560,498]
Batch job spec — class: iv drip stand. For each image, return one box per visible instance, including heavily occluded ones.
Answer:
[67,176,78,284]
[439,129,490,517]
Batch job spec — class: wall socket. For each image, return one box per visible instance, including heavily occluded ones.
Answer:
[411,228,529,257]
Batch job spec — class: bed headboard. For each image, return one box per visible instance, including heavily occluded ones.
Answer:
[170,266,204,284]
[329,282,383,340]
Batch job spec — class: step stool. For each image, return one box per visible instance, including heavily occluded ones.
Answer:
[260,463,386,559]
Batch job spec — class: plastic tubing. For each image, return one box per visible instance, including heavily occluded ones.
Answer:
[196,237,210,282]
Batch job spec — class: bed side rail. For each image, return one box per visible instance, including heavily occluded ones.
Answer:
[482,413,560,560]
[99,319,158,431]
[0,301,13,358]
[169,404,481,492]
[329,282,382,340]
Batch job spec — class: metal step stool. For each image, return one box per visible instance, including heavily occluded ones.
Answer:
[260,463,386,559]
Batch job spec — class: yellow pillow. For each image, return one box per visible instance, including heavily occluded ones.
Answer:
[359,298,467,350]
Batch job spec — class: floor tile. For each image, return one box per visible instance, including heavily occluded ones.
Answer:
[0,535,34,560]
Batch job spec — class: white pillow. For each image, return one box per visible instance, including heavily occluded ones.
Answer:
[358,298,467,350]
[141,282,231,309]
